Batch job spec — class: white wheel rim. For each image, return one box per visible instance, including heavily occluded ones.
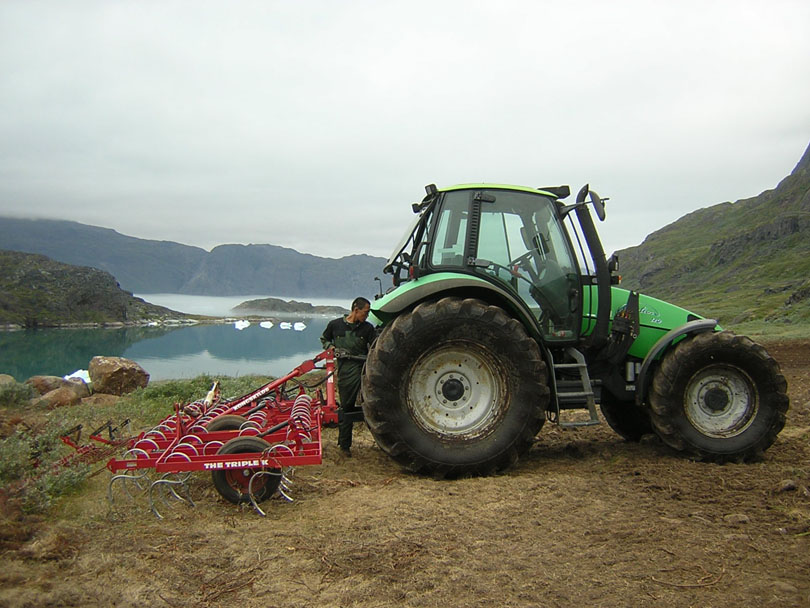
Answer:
[684,364,758,438]
[407,341,505,438]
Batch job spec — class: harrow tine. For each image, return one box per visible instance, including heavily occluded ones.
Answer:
[164,472,194,502]
[108,472,148,504]
[248,469,282,517]
[278,470,294,503]
[149,476,193,519]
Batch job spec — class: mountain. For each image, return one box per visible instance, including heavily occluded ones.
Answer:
[0,219,207,293]
[179,244,384,298]
[0,219,387,298]
[616,142,810,327]
[0,250,185,328]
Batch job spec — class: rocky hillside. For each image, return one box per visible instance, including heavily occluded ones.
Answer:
[0,219,386,298]
[0,250,184,328]
[617,142,810,327]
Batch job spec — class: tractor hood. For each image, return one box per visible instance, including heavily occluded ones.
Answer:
[599,287,712,359]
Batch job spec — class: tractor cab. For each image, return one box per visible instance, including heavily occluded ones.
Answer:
[382,183,610,346]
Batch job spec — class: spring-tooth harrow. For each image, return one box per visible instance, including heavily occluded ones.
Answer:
[106,349,338,517]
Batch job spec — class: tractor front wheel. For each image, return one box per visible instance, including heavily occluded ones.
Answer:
[361,297,548,477]
[649,331,788,462]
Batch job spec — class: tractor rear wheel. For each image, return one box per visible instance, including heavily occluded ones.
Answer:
[211,436,281,504]
[361,297,548,477]
[649,331,788,462]
[600,390,653,442]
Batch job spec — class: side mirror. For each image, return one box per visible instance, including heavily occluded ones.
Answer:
[589,190,606,222]
[561,184,607,220]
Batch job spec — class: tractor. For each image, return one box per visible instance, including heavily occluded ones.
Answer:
[360,183,789,477]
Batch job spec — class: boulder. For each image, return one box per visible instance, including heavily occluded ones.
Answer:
[64,378,91,399]
[0,374,16,386]
[24,375,90,399]
[88,356,149,396]
[25,375,66,395]
[39,387,82,409]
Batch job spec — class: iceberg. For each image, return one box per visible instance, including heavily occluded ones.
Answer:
[64,369,90,383]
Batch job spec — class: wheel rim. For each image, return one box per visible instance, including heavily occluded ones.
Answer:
[225,467,264,494]
[407,341,505,438]
[684,364,758,438]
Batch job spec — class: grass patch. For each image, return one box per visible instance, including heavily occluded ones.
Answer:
[0,381,35,407]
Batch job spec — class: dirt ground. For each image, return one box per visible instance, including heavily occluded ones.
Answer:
[1,340,808,608]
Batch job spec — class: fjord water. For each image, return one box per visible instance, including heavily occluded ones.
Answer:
[0,295,344,382]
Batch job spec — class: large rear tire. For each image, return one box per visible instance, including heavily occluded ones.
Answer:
[211,436,281,504]
[361,297,548,477]
[649,331,788,462]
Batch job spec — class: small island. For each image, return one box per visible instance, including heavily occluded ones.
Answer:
[231,297,349,317]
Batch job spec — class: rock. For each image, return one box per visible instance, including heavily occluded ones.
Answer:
[0,374,16,386]
[64,378,90,399]
[25,375,67,396]
[81,393,121,407]
[39,387,82,409]
[88,356,149,396]
[24,375,90,399]
[723,513,751,525]
[777,479,798,492]
[771,581,798,595]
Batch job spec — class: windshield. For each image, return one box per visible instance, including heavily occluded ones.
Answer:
[385,212,423,269]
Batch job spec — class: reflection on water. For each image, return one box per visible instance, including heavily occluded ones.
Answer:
[0,318,331,381]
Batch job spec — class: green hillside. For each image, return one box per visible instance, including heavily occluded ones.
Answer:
[617,142,810,334]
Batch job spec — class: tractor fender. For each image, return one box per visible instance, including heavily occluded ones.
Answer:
[635,318,719,406]
[373,273,534,329]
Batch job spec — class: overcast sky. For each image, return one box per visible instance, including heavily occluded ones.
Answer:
[1,1,808,261]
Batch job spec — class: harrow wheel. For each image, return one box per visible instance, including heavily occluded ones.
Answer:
[211,436,281,504]
[205,414,248,432]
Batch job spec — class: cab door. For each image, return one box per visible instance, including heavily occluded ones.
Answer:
[473,189,581,341]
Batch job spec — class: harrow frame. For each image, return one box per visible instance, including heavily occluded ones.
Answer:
[105,349,339,515]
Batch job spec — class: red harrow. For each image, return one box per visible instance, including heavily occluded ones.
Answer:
[105,350,338,517]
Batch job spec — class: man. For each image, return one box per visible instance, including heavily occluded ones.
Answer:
[320,297,375,457]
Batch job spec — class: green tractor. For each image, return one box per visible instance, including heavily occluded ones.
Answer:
[360,183,789,477]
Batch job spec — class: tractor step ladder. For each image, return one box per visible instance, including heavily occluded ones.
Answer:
[552,347,601,429]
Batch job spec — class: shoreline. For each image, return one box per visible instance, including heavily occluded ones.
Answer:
[0,310,349,332]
